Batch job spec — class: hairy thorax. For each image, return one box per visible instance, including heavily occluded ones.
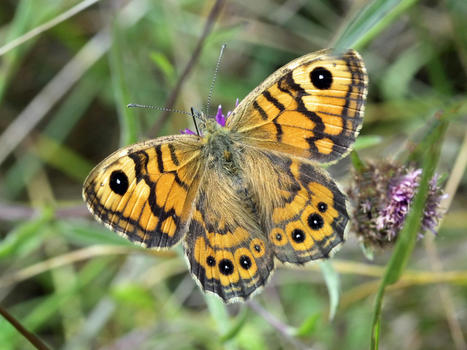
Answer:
[198,119,292,233]
[201,120,242,174]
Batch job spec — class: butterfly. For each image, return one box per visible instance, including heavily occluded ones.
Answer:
[83,48,368,303]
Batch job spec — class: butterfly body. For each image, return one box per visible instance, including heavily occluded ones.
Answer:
[83,49,368,302]
[200,118,243,172]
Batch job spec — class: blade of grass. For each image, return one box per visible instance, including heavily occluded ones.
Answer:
[354,135,382,151]
[2,66,105,199]
[293,313,320,337]
[319,261,340,320]
[205,294,236,349]
[109,22,139,146]
[220,307,248,342]
[0,208,53,259]
[34,135,93,181]
[0,0,150,166]
[0,0,43,102]
[0,0,101,57]
[370,115,448,349]
[333,0,419,51]
[148,0,226,136]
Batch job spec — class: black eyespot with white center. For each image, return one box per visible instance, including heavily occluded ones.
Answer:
[254,244,261,253]
[308,213,324,230]
[276,233,283,241]
[109,170,129,195]
[239,255,252,270]
[318,202,328,213]
[310,67,333,90]
[206,256,216,267]
[291,229,306,243]
[219,259,234,275]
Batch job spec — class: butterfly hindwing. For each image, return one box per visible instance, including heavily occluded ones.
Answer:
[83,135,203,248]
[183,145,347,302]
[184,167,275,302]
[235,146,347,264]
[227,49,368,163]
[261,152,348,263]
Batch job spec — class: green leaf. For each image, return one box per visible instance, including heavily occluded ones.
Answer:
[111,284,155,309]
[0,208,53,259]
[34,135,93,182]
[370,116,448,349]
[333,0,419,50]
[0,0,61,102]
[220,307,248,342]
[350,150,366,173]
[360,242,375,261]
[319,261,340,320]
[381,44,432,100]
[354,135,383,150]
[150,51,176,85]
[204,294,238,349]
[2,66,105,199]
[109,21,140,146]
[58,220,135,247]
[293,313,321,337]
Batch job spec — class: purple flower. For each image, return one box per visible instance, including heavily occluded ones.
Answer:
[215,105,226,127]
[348,162,446,251]
[181,128,196,135]
[181,101,237,135]
[376,169,422,240]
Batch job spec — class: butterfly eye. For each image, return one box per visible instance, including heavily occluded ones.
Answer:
[109,170,129,195]
[307,213,324,230]
[310,67,333,90]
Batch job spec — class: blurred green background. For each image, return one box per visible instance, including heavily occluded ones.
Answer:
[0,0,466,349]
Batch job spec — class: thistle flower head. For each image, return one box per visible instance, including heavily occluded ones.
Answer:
[348,162,446,251]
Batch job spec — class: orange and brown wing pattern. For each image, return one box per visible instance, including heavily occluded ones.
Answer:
[233,146,348,264]
[268,153,349,264]
[260,152,348,263]
[83,135,203,248]
[183,170,274,302]
[227,49,368,163]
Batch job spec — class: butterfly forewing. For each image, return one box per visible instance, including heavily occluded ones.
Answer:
[83,135,203,248]
[227,49,368,164]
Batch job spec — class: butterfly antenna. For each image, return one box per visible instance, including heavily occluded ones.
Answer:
[127,103,192,117]
[205,44,226,117]
[190,107,201,136]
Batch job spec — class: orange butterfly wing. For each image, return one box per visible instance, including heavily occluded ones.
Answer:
[83,135,203,248]
[226,49,368,163]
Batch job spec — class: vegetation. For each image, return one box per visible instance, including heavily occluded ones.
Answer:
[0,0,466,349]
